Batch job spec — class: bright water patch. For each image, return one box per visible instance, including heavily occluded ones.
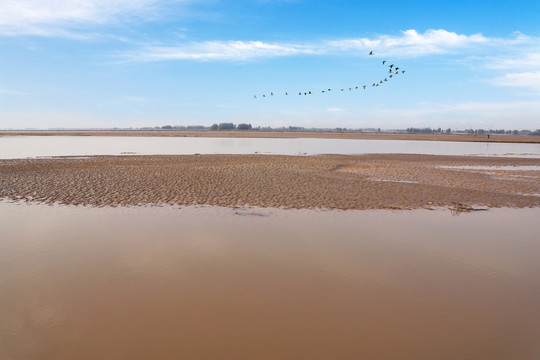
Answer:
[1,136,539,159]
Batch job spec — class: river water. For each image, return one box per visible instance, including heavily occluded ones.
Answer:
[1,135,539,159]
[1,202,539,359]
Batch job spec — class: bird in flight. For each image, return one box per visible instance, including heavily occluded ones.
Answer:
[382,60,386,65]
[369,51,374,55]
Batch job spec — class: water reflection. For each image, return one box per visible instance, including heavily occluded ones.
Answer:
[1,202,539,359]
[0,136,539,159]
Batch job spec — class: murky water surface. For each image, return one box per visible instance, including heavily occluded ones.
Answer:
[1,202,539,359]
[1,135,539,159]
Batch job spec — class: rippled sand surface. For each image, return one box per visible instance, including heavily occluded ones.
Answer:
[1,154,539,209]
[1,203,539,359]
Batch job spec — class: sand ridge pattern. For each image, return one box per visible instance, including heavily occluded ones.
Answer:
[1,154,539,210]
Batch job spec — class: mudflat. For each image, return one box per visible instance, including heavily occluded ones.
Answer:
[1,130,540,143]
[1,154,539,209]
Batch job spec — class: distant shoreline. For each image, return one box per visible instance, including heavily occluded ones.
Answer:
[1,130,540,143]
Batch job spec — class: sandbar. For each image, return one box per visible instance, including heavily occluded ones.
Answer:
[1,154,539,210]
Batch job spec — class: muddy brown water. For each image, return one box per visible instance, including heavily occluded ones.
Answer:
[1,202,539,359]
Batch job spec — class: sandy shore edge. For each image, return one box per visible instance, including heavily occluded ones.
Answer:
[2,130,540,143]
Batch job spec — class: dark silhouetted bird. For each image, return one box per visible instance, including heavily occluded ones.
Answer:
[384,78,387,82]
[369,51,374,55]
[402,70,406,74]
[285,92,288,95]
[389,75,393,78]
[254,95,257,99]
[382,60,386,65]
[263,94,266,97]
[389,64,394,69]
[270,92,273,96]
[363,85,366,89]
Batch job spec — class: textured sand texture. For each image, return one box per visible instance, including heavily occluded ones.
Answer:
[1,154,539,210]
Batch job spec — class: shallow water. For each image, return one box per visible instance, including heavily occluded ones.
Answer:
[1,135,539,159]
[1,201,539,359]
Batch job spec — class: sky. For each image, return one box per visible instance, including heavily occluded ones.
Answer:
[1,0,539,130]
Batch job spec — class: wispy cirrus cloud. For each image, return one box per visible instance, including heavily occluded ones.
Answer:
[483,43,540,91]
[0,88,27,95]
[0,0,182,37]
[121,40,320,61]
[120,29,533,62]
[492,71,540,91]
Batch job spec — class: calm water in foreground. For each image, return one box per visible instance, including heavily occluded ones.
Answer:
[1,135,540,159]
[1,201,539,359]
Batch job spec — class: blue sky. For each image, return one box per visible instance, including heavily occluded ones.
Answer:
[1,0,539,130]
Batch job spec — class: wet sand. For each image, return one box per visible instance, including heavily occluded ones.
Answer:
[1,154,539,210]
[2,130,540,143]
[1,202,539,360]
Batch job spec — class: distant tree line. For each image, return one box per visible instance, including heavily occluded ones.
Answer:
[406,127,451,134]
[209,123,252,130]
[138,125,540,135]
[464,129,535,135]
[405,127,539,136]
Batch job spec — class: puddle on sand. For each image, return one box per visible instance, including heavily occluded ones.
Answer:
[1,201,540,360]
[439,165,540,171]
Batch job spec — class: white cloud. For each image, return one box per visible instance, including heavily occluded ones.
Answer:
[123,40,319,61]
[0,88,27,95]
[492,71,540,91]
[328,29,489,56]
[0,0,175,36]
[122,29,534,62]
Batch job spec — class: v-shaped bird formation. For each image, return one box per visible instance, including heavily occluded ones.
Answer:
[253,51,406,99]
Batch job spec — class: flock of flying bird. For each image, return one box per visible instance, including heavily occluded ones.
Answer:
[253,51,406,99]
